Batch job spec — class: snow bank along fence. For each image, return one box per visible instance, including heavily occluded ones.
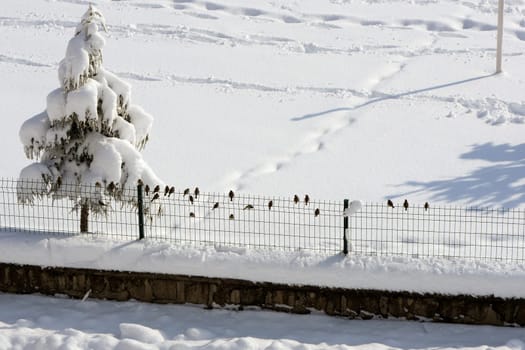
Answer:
[2,178,524,262]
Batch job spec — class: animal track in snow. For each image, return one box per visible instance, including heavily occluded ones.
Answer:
[0,16,76,30]
[229,117,354,192]
[171,0,503,38]
[120,70,367,99]
[116,72,163,82]
[456,97,525,125]
[102,19,524,60]
[0,54,52,68]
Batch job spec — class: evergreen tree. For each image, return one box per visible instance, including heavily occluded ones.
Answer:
[18,5,162,232]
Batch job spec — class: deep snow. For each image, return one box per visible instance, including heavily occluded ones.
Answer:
[2,0,525,207]
[1,231,525,299]
[1,0,525,348]
[0,293,524,350]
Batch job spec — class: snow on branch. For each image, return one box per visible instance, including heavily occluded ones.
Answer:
[18,5,163,221]
[59,5,106,92]
[19,112,50,160]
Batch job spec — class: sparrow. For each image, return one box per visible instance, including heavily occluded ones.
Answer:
[164,185,170,196]
[194,187,200,198]
[150,193,159,202]
[424,202,429,211]
[153,185,160,193]
[183,188,190,197]
[314,208,320,217]
[229,214,235,220]
[145,184,150,196]
[293,195,299,204]
[387,199,394,208]
[107,181,115,194]
[243,204,254,210]
[168,186,175,197]
[268,200,273,210]
[229,190,234,201]
[212,202,219,210]
[189,195,194,205]
[304,194,310,206]
[403,199,409,211]
[137,179,143,186]
[189,212,195,218]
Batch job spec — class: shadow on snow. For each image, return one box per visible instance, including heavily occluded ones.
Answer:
[391,143,525,208]
[291,73,494,122]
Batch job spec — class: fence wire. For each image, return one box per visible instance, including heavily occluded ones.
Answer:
[1,178,524,262]
[348,202,525,261]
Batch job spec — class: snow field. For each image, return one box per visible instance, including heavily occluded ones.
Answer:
[0,293,524,350]
[1,0,525,206]
[1,0,525,348]
[1,231,525,299]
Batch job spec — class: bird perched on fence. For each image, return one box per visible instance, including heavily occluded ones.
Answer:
[153,185,160,194]
[314,208,320,217]
[268,200,273,210]
[150,193,159,202]
[189,195,194,205]
[229,190,234,201]
[145,184,150,196]
[243,204,254,210]
[168,186,175,197]
[189,212,195,218]
[229,213,235,220]
[293,195,299,204]
[183,188,190,197]
[424,202,429,211]
[304,194,310,205]
[107,181,115,194]
[212,202,219,210]
[194,187,200,198]
[164,185,170,196]
[403,199,409,211]
[387,199,394,208]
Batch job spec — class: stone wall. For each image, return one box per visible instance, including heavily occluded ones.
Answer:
[0,262,523,326]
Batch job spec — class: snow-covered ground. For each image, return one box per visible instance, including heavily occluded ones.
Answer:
[2,0,525,348]
[1,293,524,350]
[3,0,525,207]
[2,231,525,299]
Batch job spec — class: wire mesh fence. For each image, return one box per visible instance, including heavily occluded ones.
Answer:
[1,178,524,262]
[1,178,140,240]
[348,203,525,262]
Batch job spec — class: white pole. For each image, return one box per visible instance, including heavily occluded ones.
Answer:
[496,0,504,73]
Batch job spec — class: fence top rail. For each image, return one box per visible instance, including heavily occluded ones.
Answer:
[5,177,525,213]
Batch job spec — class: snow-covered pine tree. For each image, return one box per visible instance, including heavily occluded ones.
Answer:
[17,5,163,232]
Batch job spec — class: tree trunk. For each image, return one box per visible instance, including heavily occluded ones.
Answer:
[80,203,89,233]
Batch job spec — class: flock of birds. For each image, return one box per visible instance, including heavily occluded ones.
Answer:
[387,199,430,211]
[138,183,429,220]
[140,185,320,220]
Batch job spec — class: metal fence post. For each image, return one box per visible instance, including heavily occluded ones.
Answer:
[343,199,349,255]
[137,183,145,240]
[496,0,504,73]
